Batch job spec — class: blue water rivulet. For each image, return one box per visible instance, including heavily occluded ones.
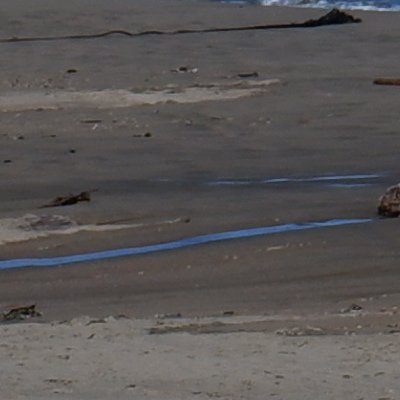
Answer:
[0,218,371,270]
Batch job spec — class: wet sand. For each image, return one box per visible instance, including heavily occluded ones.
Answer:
[0,1,400,398]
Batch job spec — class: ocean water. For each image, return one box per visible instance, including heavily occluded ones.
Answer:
[209,0,400,11]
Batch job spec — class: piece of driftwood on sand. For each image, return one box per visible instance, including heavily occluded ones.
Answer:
[40,191,95,208]
[374,78,400,86]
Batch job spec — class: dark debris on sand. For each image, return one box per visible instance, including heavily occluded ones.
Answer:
[378,184,400,217]
[2,305,42,322]
[40,190,96,208]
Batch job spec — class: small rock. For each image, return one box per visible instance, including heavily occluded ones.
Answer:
[340,304,363,313]
[171,66,198,74]
[57,354,70,360]
[237,71,259,78]
[222,310,235,316]
[125,384,137,389]
[378,183,400,217]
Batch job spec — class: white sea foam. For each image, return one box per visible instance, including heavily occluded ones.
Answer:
[0,214,183,245]
[0,79,281,112]
[0,214,134,245]
[258,0,400,11]
[217,0,400,11]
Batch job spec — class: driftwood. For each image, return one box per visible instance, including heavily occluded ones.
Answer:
[0,9,361,44]
[377,184,400,217]
[40,190,95,208]
[2,304,42,321]
[374,78,400,86]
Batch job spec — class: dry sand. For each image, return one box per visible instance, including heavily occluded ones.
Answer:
[1,0,400,398]
[1,315,400,400]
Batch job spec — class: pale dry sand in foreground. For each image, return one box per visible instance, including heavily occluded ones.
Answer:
[1,315,400,400]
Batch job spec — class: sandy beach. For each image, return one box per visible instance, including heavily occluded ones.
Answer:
[1,0,400,398]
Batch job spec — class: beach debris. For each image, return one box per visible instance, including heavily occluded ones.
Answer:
[374,78,400,86]
[80,119,102,124]
[237,72,259,78]
[154,312,182,319]
[0,9,361,46]
[148,321,227,335]
[44,377,74,385]
[2,304,42,321]
[0,214,78,245]
[40,190,96,208]
[340,303,363,313]
[171,66,198,74]
[86,318,107,326]
[275,326,324,337]
[12,135,24,140]
[3,159,12,163]
[57,354,70,360]
[66,68,77,74]
[301,8,361,27]
[69,148,76,154]
[377,183,400,217]
[387,323,400,334]
[133,132,152,138]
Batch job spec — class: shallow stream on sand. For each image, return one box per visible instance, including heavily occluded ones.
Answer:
[0,218,371,270]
